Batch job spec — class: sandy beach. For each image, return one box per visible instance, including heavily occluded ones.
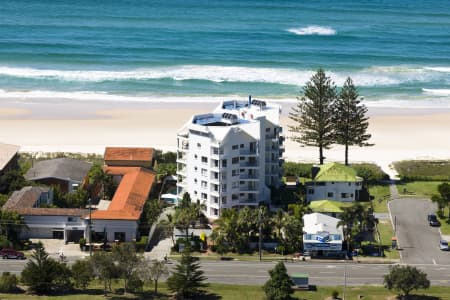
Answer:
[1,100,449,176]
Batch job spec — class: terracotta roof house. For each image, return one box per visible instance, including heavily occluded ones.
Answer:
[104,147,155,168]
[87,148,157,242]
[25,158,92,193]
[3,186,88,242]
[0,143,20,175]
[306,163,363,203]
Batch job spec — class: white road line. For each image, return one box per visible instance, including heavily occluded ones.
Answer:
[433,259,437,265]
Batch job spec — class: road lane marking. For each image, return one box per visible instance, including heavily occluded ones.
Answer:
[433,259,437,265]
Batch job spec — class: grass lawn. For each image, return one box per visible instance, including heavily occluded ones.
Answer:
[2,283,450,300]
[438,207,450,236]
[377,219,399,260]
[393,160,450,181]
[369,184,391,213]
[396,181,445,198]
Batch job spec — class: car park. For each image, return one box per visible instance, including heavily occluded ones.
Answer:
[0,248,25,259]
[439,240,449,251]
[427,214,440,226]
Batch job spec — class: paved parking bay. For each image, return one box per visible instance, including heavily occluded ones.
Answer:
[389,198,450,265]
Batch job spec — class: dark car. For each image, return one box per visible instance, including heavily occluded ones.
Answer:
[0,248,25,259]
[427,214,440,226]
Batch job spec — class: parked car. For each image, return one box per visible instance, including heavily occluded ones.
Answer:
[0,248,25,259]
[439,240,449,251]
[427,214,440,226]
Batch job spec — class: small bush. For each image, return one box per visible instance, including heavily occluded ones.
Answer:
[135,236,148,252]
[331,290,339,299]
[0,272,18,292]
[127,272,144,293]
[0,235,10,249]
[352,163,389,182]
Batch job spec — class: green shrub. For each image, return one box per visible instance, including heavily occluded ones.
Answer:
[331,290,339,299]
[394,160,450,181]
[283,162,313,178]
[0,235,10,249]
[0,272,18,292]
[127,272,144,293]
[135,236,148,252]
[352,163,389,182]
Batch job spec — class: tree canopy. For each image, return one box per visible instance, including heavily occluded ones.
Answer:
[263,261,294,300]
[384,265,430,298]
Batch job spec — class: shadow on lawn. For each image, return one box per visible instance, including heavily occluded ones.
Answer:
[402,295,442,300]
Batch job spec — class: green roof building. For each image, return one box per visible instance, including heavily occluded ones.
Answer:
[306,163,363,203]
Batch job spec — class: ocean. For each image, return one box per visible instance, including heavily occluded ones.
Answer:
[0,0,449,108]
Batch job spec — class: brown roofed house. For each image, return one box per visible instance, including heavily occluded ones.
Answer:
[0,143,20,175]
[104,147,154,169]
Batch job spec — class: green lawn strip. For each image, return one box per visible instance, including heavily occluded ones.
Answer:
[369,184,391,213]
[377,219,399,259]
[2,283,450,300]
[396,181,445,198]
[393,160,450,181]
[170,252,291,262]
[438,207,450,236]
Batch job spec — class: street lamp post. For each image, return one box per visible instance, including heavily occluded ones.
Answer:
[88,198,92,257]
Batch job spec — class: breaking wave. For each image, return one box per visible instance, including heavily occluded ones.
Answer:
[287,26,336,36]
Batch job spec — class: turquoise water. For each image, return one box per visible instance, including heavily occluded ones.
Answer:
[0,0,449,107]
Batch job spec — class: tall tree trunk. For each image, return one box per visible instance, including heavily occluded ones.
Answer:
[345,143,349,165]
[319,146,324,165]
[154,279,158,294]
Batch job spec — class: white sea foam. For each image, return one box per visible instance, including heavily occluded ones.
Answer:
[424,67,450,73]
[287,26,336,36]
[0,65,427,87]
[422,88,450,96]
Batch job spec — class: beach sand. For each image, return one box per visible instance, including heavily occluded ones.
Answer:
[1,100,449,176]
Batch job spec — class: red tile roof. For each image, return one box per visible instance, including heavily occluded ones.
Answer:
[104,147,154,163]
[91,166,156,221]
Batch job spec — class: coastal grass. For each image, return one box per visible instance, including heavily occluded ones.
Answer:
[2,283,450,300]
[394,160,450,181]
[396,181,445,198]
[438,207,450,236]
[369,184,391,213]
[377,219,399,260]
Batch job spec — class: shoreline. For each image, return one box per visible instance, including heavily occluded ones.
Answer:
[1,99,450,175]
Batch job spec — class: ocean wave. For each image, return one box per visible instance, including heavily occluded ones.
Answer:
[424,67,450,73]
[287,26,336,36]
[0,65,431,87]
[422,88,450,96]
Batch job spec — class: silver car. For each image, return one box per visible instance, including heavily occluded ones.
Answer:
[439,240,449,251]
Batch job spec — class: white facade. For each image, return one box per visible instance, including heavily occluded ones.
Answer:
[21,215,86,243]
[177,98,284,219]
[91,219,138,243]
[303,213,343,255]
[306,181,362,202]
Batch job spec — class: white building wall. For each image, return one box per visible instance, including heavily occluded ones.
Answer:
[91,219,138,242]
[177,100,284,219]
[307,181,362,202]
[21,215,86,241]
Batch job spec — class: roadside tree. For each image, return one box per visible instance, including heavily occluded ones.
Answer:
[21,242,72,294]
[90,251,118,296]
[71,259,93,289]
[167,246,207,299]
[138,259,169,294]
[263,261,294,300]
[384,265,430,298]
[333,77,372,165]
[112,243,143,294]
[289,68,337,165]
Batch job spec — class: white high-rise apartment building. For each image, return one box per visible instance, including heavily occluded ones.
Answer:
[176,97,284,219]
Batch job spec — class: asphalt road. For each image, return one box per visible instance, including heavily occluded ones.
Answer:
[389,198,450,265]
[2,258,450,286]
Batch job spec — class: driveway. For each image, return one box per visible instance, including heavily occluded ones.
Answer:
[389,198,450,265]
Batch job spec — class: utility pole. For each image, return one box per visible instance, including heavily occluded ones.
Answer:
[258,206,262,262]
[88,198,92,257]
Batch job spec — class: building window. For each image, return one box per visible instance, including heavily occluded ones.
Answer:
[194,191,198,195]
[232,145,238,150]
[341,193,349,198]
[232,182,239,189]
[194,154,198,159]
[222,184,227,192]
[232,194,238,200]
[240,144,244,148]
[114,232,126,242]
[232,157,239,164]
[194,166,198,172]
[266,128,270,132]
[221,196,227,204]
[201,181,207,188]
[201,193,207,200]
[327,192,334,198]
[222,159,227,167]
[197,143,201,148]
[240,181,245,185]
[201,156,208,164]
[213,196,219,204]
[331,181,335,184]
[308,189,314,194]
[240,156,245,160]
[232,169,239,176]
[194,179,198,184]
[213,208,219,216]
[348,182,351,186]
[201,169,207,177]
